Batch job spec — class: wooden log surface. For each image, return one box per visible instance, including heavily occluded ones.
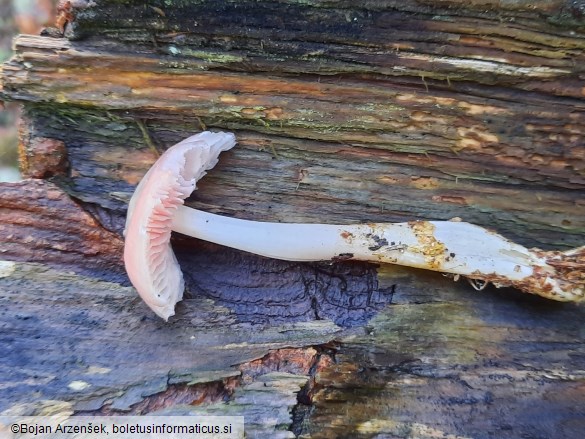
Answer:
[1,1,585,437]
[1,182,584,437]
[1,0,584,249]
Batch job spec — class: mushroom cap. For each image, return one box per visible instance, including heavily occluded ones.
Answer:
[123,131,236,320]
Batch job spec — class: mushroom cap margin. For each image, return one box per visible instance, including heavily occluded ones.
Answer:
[123,131,237,320]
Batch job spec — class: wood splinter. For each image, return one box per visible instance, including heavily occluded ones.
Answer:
[123,132,584,320]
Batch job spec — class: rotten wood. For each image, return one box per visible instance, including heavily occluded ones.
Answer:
[0,179,396,327]
[0,1,584,249]
[2,252,583,438]
[1,184,583,436]
[0,258,341,438]
[1,1,584,437]
[306,266,585,438]
[0,179,124,279]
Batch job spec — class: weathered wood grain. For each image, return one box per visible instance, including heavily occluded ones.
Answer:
[2,181,583,437]
[1,1,585,437]
[0,260,339,425]
[0,179,397,327]
[2,0,584,249]
[0,179,124,280]
[2,254,584,438]
[304,265,585,438]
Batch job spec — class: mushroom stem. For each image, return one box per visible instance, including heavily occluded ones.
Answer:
[172,206,584,302]
[124,131,583,320]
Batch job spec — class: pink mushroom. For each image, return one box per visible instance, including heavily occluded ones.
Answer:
[124,132,584,320]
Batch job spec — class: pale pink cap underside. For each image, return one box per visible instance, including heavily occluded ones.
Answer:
[124,131,236,320]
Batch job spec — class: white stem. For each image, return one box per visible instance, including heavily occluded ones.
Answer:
[172,206,574,297]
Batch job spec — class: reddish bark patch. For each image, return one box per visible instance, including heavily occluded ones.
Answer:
[239,347,320,381]
[21,137,69,179]
[0,179,123,274]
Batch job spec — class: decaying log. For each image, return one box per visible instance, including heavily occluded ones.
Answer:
[307,269,585,438]
[2,0,585,249]
[0,179,124,279]
[0,257,340,437]
[1,1,584,438]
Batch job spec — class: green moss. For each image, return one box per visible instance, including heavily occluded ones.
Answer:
[179,49,244,64]
[361,301,483,365]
